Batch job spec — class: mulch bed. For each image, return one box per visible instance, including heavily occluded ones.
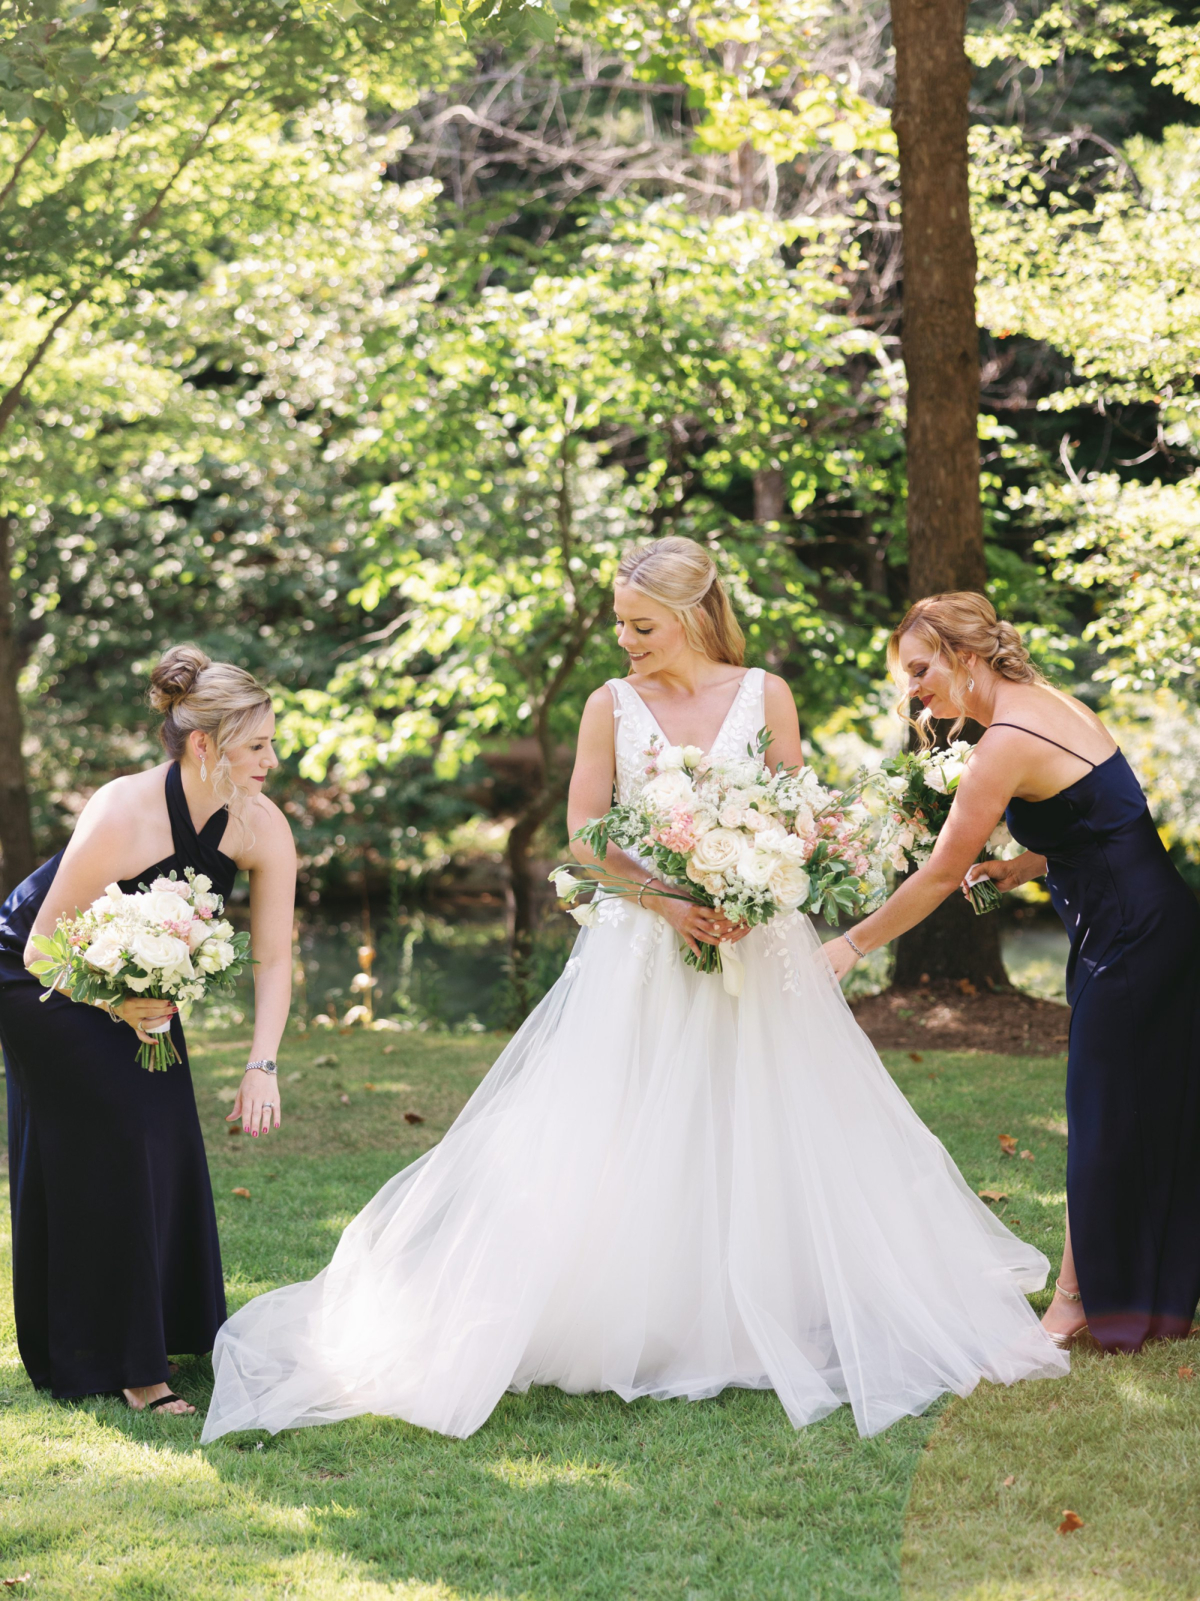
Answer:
[851,982,1071,1056]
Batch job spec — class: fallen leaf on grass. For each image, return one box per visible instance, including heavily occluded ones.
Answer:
[404,1110,425,1124]
[1058,1510,1084,1535]
[227,1124,241,1136]
[978,1190,1008,1204]
[999,1134,1018,1157]
[908,1051,923,1062]
[339,1094,351,1106]
[314,1054,339,1068]
[1179,1366,1195,1381]
[364,1082,376,1091]
[3,1576,31,1590]
[382,1044,395,1055]
[1003,1475,1015,1488]
[1019,1149,1035,1161]
[232,1188,251,1200]
[957,978,977,996]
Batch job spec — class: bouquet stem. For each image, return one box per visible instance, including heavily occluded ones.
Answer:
[682,942,723,976]
[967,874,1002,916]
[137,1029,181,1073]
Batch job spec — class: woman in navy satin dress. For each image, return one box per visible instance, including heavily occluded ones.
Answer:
[827,593,1200,1353]
[0,647,296,1413]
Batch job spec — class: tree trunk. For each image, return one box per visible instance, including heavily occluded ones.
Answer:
[0,515,35,897]
[889,0,1004,986]
[891,0,987,599]
[503,781,565,1023]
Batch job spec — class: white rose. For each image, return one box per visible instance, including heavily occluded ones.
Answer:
[568,901,599,928]
[690,808,718,836]
[735,845,774,889]
[123,971,153,993]
[656,746,687,772]
[741,809,769,833]
[791,803,818,841]
[940,757,966,789]
[142,890,194,927]
[186,920,210,952]
[923,765,947,794]
[207,920,235,942]
[689,828,741,877]
[767,860,811,911]
[190,873,212,895]
[719,805,749,829]
[129,929,191,974]
[886,775,909,795]
[83,934,126,976]
[642,771,695,810]
[681,745,705,769]
[194,891,220,916]
[756,825,792,854]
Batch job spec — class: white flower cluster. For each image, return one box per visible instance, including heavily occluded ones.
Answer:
[78,870,239,1005]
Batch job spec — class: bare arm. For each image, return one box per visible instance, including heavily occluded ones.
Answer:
[762,674,805,774]
[228,799,296,1137]
[828,733,1037,975]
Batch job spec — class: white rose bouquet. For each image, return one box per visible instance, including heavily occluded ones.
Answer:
[28,868,252,1070]
[877,743,1023,915]
[554,730,885,986]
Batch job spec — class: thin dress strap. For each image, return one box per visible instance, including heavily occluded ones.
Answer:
[988,723,1097,768]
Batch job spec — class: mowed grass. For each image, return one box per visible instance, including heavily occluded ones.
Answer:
[0,1028,1194,1599]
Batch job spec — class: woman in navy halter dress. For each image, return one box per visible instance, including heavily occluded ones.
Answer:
[0,763,233,1396]
[1001,731,1200,1348]
[0,647,295,1409]
[827,593,1200,1354]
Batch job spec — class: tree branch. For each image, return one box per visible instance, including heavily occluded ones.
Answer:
[0,123,46,212]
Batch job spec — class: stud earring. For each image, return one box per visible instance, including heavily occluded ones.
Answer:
[967,677,975,693]
[200,758,208,782]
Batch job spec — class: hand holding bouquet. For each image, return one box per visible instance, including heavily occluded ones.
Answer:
[29,868,252,1070]
[553,730,886,989]
[877,742,1023,915]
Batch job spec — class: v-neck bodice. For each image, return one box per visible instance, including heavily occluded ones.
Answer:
[608,669,765,805]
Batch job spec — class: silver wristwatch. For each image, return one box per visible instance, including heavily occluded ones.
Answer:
[246,1058,278,1075]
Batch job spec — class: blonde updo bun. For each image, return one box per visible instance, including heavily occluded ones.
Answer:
[616,537,745,666]
[148,645,273,825]
[888,591,1045,743]
[148,644,212,714]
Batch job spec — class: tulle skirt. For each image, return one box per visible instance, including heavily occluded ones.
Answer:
[202,900,1067,1443]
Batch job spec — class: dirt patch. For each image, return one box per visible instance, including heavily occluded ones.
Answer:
[851,982,1071,1056]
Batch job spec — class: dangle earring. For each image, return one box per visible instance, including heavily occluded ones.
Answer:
[967,677,975,693]
[200,755,208,783]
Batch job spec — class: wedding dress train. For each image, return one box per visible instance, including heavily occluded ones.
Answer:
[202,669,1067,1443]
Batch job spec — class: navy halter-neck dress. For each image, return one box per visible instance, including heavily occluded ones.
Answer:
[0,763,232,1397]
[1003,729,1200,1349]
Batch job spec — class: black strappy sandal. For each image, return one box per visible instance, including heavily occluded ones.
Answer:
[146,1392,192,1412]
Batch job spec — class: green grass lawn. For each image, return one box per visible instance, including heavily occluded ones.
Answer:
[0,1030,1196,1599]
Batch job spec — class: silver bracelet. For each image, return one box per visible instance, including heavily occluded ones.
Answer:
[843,931,867,960]
[246,1058,278,1075]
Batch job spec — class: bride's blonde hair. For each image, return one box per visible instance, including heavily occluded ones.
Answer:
[149,645,272,827]
[888,592,1044,744]
[617,538,745,666]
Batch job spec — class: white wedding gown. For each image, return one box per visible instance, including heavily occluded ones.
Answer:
[202,668,1067,1444]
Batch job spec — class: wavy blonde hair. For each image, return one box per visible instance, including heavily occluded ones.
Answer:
[149,645,273,830]
[616,537,745,666]
[888,592,1045,745]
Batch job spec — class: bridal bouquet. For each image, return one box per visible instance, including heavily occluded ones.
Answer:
[553,730,886,986]
[877,743,1021,914]
[29,868,252,1070]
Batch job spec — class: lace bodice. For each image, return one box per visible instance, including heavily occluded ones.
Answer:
[607,668,767,805]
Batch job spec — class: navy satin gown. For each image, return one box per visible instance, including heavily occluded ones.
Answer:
[0,763,231,1397]
[1005,733,1200,1350]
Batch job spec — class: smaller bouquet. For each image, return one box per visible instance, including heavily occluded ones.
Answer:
[29,868,252,1070]
[877,742,1022,914]
[551,730,886,990]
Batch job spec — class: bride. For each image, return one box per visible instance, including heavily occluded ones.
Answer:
[202,538,1067,1444]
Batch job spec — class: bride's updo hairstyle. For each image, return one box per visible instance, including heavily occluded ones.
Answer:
[888,591,1045,744]
[148,645,272,816]
[617,537,745,666]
